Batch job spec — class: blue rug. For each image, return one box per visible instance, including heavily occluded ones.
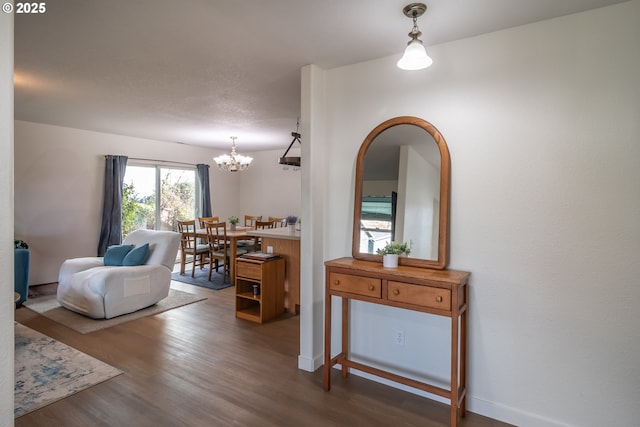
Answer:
[171,267,233,290]
[14,323,122,417]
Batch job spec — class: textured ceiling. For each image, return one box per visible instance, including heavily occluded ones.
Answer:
[13,0,628,151]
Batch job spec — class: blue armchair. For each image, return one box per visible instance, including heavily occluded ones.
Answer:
[14,247,30,305]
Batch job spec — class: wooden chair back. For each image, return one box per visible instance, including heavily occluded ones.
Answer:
[177,220,197,251]
[177,219,209,276]
[255,220,274,230]
[244,215,262,227]
[198,216,220,228]
[269,217,286,228]
[205,221,229,279]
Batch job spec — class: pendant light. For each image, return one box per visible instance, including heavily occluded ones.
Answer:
[278,119,302,170]
[397,3,433,71]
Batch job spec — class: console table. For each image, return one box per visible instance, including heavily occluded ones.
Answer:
[323,257,470,427]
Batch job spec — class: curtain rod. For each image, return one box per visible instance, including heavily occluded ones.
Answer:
[104,155,203,168]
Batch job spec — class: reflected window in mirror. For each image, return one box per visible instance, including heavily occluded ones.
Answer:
[360,193,396,254]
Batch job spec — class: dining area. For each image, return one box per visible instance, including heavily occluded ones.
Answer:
[176,215,301,315]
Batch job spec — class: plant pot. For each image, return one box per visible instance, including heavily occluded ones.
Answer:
[382,254,399,268]
[230,224,236,231]
[288,223,296,233]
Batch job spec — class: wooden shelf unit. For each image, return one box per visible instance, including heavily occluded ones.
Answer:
[323,257,470,427]
[235,256,285,324]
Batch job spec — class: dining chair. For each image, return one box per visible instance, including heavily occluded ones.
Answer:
[177,220,210,277]
[269,216,286,228]
[205,221,248,281]
[198,216,220,228]
[197,216,220,246]
[238,215,262,248]
[253,220,274,251]
[243,215,262,227]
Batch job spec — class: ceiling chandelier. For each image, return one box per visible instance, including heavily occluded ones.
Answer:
[397,3,433,71]
[214,136,253,172]
[278,119,301,170]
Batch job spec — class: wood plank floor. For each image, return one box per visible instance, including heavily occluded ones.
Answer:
[15,281,513,427]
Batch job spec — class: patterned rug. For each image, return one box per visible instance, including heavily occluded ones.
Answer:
[23,288,206,334]
[171,267,234,290]
[14,323,123,417]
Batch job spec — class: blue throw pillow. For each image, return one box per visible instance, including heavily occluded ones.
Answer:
[104,244,134,266]
[122,243,150,266]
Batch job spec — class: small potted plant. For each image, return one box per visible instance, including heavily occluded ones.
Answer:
[228,215,239,230]
[376,241,411,268]
[286,215,298,232]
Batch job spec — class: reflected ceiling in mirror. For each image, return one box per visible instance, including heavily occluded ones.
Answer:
[352,116,450,270]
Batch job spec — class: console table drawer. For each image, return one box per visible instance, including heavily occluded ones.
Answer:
[329,273,381,298]
[387,281,451,311]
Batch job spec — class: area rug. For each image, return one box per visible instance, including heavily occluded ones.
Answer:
[23,288,206,334]
[171,268,234,290]
[14,323,123,417]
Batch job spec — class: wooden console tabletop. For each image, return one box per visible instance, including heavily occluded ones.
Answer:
[323,257,470,427]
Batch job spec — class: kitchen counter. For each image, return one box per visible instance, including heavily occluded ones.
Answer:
[245,227,300,313]
[246,227,300,240]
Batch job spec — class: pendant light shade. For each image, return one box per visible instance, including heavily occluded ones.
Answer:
[397,3,433,71]
[397,39,433,70]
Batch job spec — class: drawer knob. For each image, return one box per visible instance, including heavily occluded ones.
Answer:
[436,295,443,303]
[368,284,375,291]
[392,289,400,296]
[334,280,340,286]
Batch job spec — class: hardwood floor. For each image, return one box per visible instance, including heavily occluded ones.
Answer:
[15,281,512,427]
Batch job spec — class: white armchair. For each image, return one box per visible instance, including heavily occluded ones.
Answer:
[57,229,180,319]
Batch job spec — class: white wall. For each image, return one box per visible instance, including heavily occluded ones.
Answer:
[0,10,14,427]
[236,149,301,221]
[14,121,300,285]
[397,144,438,258]
[310,2,640,426]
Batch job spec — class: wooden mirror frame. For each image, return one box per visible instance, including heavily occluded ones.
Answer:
[352,116,451,270]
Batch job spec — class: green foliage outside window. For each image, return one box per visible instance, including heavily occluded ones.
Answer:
[122,171,195,239]
[159,174,194,232]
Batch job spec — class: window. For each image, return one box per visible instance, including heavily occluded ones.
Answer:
[359,195,396,254]
[122,163,198,238]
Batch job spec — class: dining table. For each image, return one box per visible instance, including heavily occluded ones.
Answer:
[195,225,254,284]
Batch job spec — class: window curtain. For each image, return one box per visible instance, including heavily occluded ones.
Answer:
[97,155,128,256]
[196,163,212,217]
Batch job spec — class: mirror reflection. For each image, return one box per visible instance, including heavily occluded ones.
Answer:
[359,125,440,260]
[352,116,450,270]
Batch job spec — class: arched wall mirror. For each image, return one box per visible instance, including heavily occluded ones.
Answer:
[352,116,450,269]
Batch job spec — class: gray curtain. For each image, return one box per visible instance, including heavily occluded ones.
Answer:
[97,155,128,256]
[196,163,212,217]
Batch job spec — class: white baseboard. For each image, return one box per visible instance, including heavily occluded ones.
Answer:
[297,353,323,372]
[331,366,570,427]
[468,396,571,427]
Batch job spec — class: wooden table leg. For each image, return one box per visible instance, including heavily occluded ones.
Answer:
[460,284,468,416]
[229,236,238,284]
[450,288,460,427]
[341,297,349,378]
[323,285,332,391]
